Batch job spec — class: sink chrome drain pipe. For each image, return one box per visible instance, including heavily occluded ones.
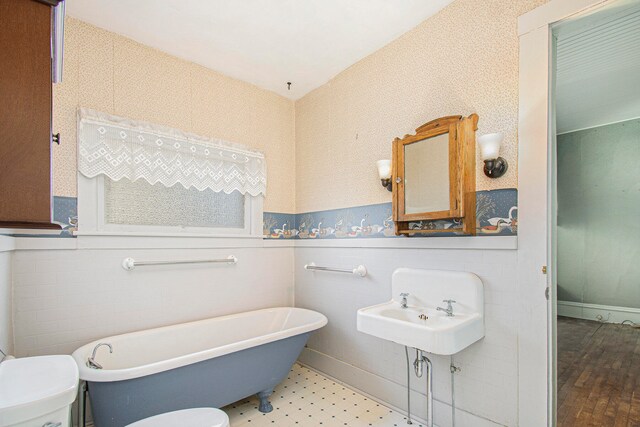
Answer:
[404,346,413,425]
[416,350,433,427]
[404,347,433,427]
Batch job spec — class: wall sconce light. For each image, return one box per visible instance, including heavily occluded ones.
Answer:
[478,132,508,178]
[376,159,393,192]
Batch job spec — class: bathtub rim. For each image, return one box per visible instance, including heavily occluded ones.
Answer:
[72,307,327,383]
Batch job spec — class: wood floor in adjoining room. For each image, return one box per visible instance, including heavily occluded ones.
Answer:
[557,316,640,427]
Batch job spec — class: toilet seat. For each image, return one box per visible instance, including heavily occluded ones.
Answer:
[126,408,230,427]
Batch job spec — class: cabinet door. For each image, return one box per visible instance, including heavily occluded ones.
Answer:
[0,0,54,226]
[391,114,477,236]
[394,123,461,222]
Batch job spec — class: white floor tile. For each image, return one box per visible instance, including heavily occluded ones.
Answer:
[223,363,420,426]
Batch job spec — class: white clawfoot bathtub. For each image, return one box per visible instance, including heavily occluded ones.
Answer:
[72,307,327,427]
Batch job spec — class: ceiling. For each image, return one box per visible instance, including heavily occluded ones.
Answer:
[555,0,640,134]
[65,0,453,100]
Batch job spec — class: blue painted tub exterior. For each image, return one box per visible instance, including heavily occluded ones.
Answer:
[88,333,309,427]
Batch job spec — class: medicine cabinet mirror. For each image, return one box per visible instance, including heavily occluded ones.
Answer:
[392,114,478,235]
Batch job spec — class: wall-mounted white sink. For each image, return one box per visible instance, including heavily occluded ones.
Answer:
[357,268,484,355]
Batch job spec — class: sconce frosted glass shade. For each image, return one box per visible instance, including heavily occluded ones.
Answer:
[477,132,504,160]
[376,159,392,179]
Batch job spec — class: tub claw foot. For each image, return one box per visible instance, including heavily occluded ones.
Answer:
[257,390,273,413]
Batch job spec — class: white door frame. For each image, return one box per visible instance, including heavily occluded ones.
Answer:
[517,0,624,425]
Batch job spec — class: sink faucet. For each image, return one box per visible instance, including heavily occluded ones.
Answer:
[437,299,456,317]
[87,342,113,369]
[400,293,409,309]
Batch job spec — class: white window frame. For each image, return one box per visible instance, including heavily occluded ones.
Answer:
[77,173,263,238]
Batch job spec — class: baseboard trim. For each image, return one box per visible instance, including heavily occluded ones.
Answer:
[557,300,640,324]
[298,348,504,427]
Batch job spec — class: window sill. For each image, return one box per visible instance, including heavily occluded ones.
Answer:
[70,232,264,250]
[74,231,262,239]
[9,233,517,251]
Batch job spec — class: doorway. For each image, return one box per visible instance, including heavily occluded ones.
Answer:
[552,2,640,425]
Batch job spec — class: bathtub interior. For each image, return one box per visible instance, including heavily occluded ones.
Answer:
[78,308,325,371]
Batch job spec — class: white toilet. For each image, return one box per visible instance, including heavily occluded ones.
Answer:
[0,355,229,427]
[0,355,79,427]
[127,408,230,427]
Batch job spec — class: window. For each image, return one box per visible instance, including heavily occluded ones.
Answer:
[77,109,265,237]
[104,178,245,229]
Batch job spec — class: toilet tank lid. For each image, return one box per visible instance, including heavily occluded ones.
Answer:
[0,355,79,426]
[127,408,230,427]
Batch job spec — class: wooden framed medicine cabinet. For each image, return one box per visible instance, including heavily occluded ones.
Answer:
[392,114,478,236]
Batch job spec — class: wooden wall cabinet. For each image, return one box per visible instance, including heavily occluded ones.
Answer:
[0,0,62,229]
[392,114,478,236]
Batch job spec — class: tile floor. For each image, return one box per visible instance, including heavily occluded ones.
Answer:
[223,363,423,426]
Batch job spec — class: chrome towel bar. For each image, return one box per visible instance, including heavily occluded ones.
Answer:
[122,255,237,271]
[304,262,367,277]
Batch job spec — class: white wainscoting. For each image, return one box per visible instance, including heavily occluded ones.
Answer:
[11,240,294,357]
[8,235,520,426]
[557,300,640,324]
[295,246,519,427]
[0,236,14,355]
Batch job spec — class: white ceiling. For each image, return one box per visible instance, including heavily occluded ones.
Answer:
[65,0,453,100]
[555,1,640,134]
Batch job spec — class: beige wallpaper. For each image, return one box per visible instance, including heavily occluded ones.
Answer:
[53,18,296,213]
[57,0,546,215]
[294,0,547,213]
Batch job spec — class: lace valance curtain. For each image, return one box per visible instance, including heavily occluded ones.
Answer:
[77,108,267,196]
